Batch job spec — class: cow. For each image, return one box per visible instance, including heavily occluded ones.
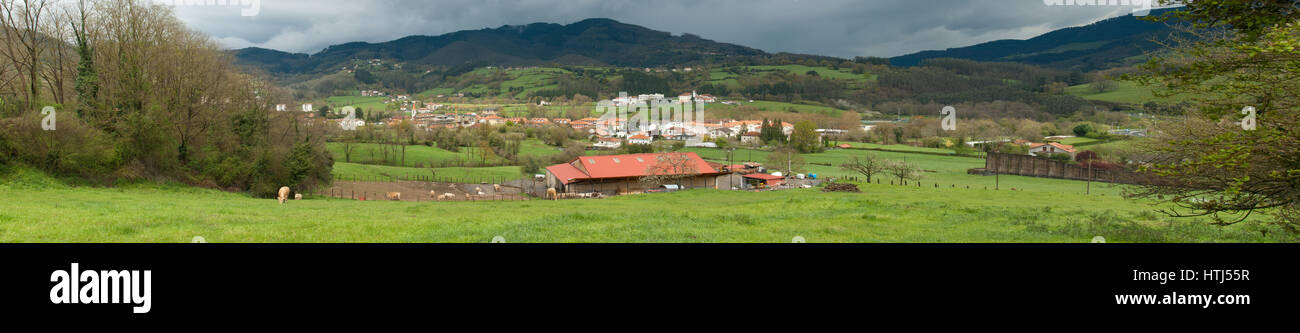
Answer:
[474,186,482,194]
[386,192,402,201]
[294,193,303,201]
[547,188,558,201]
[493,184,501,192]
[278,187,291,204]
[430,190,438,200]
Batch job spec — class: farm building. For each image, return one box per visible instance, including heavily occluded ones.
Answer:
[743,174,785,188]
[545,152,730,195]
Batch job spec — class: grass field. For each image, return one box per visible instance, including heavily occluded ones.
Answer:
[743,65,877,82]
[1065,81,1187,104]
[331,162,524,184]
[0,162,1287,243]
[709,100,845,116]
[327,95,391,112]
[3,132,1287,243]
[327,140,562,168]
[683,146,1123,195]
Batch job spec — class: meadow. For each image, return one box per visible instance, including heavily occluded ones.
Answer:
[327,139,562,167]
[1065,81,1188,104]
[0,164,1287,243]
[2,130,1286,243]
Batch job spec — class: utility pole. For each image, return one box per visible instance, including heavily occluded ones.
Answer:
[1087,161,1093,195]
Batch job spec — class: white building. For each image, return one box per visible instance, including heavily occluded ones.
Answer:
[593,137,623,149]
[628,134,653,145]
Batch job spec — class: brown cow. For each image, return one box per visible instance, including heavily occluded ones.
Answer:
[547,188,558,201]
[278,187,291,204]
[493,184,501,192]
[386,192,402,201]
[294,193,303,201]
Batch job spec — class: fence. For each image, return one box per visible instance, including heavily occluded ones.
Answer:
[830,175,987,190]
[333,173,519,186]
[982,152,1137,184]
[312,187,533,202]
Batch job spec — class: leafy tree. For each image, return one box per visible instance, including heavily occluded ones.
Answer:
[354,69,377,84]
[789,120,822,153]
[1126,1,1300,232]
[1072,123,1095,137]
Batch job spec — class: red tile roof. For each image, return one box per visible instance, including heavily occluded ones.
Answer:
[546,153,720,185]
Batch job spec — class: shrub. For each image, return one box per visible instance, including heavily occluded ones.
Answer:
[1072,123,1096,137]
[921,137,947,148]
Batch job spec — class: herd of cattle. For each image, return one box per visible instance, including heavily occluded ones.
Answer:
[276,185,593,203]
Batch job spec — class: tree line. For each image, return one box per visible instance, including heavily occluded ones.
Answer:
[0,0,332,197]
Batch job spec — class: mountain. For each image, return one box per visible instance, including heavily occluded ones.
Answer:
[890,9,1181,71]
[232,18,778,75]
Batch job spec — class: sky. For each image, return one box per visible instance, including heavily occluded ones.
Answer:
[164,0,1154,58]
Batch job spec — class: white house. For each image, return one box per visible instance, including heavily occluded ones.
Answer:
[1028,142,1078,160]
[628,134,653,145]
[593,137,623,149]
[301,104,314,112]
[275,104,287,112]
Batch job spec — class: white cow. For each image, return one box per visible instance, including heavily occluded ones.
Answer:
[278,187,291,204]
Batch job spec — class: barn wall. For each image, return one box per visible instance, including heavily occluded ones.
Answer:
[984,153,1137,184]
[563,174,730,195]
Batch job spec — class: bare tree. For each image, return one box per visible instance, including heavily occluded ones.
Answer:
[0,0,53,109]
[885,160,922,184]
[840,154,885,183]
[765,147,805,176]
[640,152,700,189]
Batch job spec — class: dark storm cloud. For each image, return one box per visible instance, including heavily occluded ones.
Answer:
[167,0,1141,58]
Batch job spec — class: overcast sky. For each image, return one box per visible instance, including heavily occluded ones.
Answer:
[167,0,1149,58]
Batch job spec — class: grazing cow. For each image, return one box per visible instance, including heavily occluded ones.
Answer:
[464,193,472,200]
[443,193,455,200]
[474,186,482,194]
[430,191,438,200]
[386,192,402,201]
[294,193,303,200]
[547,188,558,201]
[494,184,501,192]
[278,187,291,204]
